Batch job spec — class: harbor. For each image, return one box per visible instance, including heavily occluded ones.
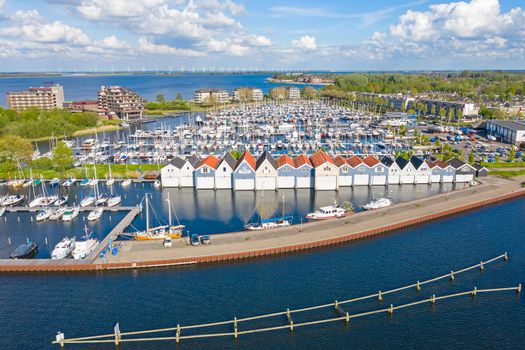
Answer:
[0,174,523,272]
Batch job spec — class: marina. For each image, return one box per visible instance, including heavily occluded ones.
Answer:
[0,174,523,271]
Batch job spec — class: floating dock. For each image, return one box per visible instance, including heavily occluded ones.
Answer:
[0,175,524,272]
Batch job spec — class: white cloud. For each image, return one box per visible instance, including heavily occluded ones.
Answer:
[390,0,525,42]
[292,35,317,50]
[77,0,166,20]
[249,35,272,47]
[138,37,204,56]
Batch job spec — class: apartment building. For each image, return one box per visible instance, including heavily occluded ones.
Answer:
[6,84,65,110]
[270,86,300,100]
[193,88,230,104]
[97,86,144,120]
[233,87,264,102]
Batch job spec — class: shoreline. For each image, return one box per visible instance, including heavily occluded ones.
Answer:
[266,78,331,86]
[0,175,524,273]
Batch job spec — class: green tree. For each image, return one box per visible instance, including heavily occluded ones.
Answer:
[468,152,475,164]
[509,147,516,161]
[300,86,318,99]
[156,94,166,103]
[175,93,183,100]
[0,135,33,163]
[51,141,74,173]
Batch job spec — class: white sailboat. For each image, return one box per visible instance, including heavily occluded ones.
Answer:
[87,207,103,221]
[62,206,80,222]
[245,194,292,231]
[106,162,115,186]
[133,194,184,240]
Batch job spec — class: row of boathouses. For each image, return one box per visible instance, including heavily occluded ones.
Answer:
[160,151,487,191]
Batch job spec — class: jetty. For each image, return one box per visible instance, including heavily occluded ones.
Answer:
[0,175,524,272]
[51,253,521,347]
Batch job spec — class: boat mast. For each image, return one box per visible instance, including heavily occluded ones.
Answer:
[282,194,285,220]
[166,194,172,226]
[145,194,150,233]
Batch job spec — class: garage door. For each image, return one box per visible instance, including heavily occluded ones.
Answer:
[196,177,214,189]
[161,177,179,187]
[179,176,194,187]
[442,175,454,183]
[256,177,276,190]
[353,174,369,186]
[455,174,472,182]
[415,175,429,184]
[400,175,415,184]
[234,179,255,191]
[316,176,337,190]
[215,177,232,189]
[371,175,386,186]
[296,177,313,188]
[277,176,295,189]
[338,176,352,187]
[388,175,400,185]
[430,175,440,183]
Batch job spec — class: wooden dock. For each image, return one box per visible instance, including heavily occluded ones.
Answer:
[5,206,137,213]
[87,206,141,261]
[51,254,521,347]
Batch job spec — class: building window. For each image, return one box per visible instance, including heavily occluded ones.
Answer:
[342,166,348,173]
[223,167,227,172]
[202,167,209,173]
[358,166,365,172]
[375,167,383,173]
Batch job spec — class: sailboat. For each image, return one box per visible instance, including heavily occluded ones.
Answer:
[51,237,76,259]
[133,194,184,240]
[245,194,293,231]
[121,162,132,187]
[106,162,115,186]
[29,177,58,207]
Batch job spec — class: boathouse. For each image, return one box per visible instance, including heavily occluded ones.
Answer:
[410,156,432,184]
[179,155,200,187]
[348,156,369,186]
[160,157,183,187]
[194,155,220,190]
[473,163,489,177]
[364,155,388,186]
[334,156,352,187]
[396,157,417,184]
[214,152,236,189]
[428,160,455,183]
[255,151,278,190]
[381,156,401,185]
[293,154,314,189]
[448,158,476,182]
[310,151,339,191]
[233,151,256,191]
[276,155,296,189]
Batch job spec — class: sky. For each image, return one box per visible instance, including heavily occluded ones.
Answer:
[0,0,524,71]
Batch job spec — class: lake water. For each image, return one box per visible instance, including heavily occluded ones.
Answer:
[0,197,523,349]
[0,73,319,107]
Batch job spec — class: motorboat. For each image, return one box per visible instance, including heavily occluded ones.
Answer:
[62,206,80,222]
[36,209,52,222]
[87,207,103,221]
[107,195,122,207]
[362,198,392,210]
[153,180,161,189]
[49,207,67,220]
[51,237,76,259]
[106,178,115,186]
[306,202,353,220]
[72,228,99,260]
[10,240,38,259]
[121,179,132,187]
[2,194,25,206]
[80,194,96,207]
[54,195,68,207]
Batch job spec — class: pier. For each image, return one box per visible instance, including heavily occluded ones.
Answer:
[51,253,521,346]
[0,175,524,272]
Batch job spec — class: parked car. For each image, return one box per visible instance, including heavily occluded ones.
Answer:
[199,235,211,245]
[191,234,200,246]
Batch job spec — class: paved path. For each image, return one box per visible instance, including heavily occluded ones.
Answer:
[105,176,525,265]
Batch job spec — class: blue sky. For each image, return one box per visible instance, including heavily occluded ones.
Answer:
[0,0,524,71]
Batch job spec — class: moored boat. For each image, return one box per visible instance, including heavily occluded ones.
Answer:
[10,240,38,259]
[121,179,132,187]
[306,201,353,220]
[49,207,67,220]
[51,237,76,259]
[362,198,392,210]
[36,209,52,222]
[62,206,80,222]
[107,195,122,207]
[87,207,103,221]
[72,227,99,260]
[133,194,184,240]
[2,194,25,206]
[80,194,96,207]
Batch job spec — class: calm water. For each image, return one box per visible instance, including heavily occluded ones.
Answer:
[0,183,456,259]
[0,197,523,349]
[0,73,319,107]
